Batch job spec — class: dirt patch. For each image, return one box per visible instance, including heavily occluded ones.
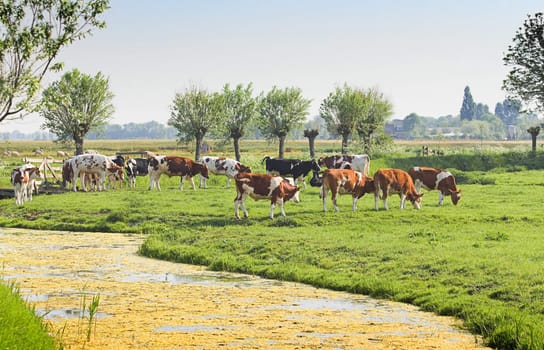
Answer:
[0,228,488,349]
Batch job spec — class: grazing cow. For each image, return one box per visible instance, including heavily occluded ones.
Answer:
[318,154,371,176]
[57,150,70,157]
[320,169,375,212]
[106,165,125,190]
[234,173,300,219]
[309,170,322,187]
[70,154,121,192]
[262,156,321,188]
[148,156,209,191]
[62,159,74,189]
[199,156,251,188]
[11,165,41,205]
[125,157,150,188]
[408,166,461,206]
[374,168,423,210]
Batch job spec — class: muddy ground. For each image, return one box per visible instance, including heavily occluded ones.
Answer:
[0,229,488,349]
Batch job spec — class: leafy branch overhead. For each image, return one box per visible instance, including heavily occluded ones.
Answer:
[503,12,544,113]
[0,0,110,123]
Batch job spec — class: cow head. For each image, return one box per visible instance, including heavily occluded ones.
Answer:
[310,159,321,173]
[450,189,462,205]
[281,179,300,203]
[309,170,322,187]
[408,192,424,210]
[196,162,209,179]
[236,163,252,174]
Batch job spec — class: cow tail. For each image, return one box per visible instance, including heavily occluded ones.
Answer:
[261,155,270,164]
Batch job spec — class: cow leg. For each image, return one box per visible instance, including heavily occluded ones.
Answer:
[99,173,106,191]
[225,177,231,188]
[332,192,340,212]
[199,174,207,189]
[148,173,154,190]
[296,175,306,190]
[234,196,241,219]
[321,187,328,211]
[80,173,88,192]
[189,176,196,190]
[72,169,79,192]
[399,193,406,209]
[438,191,444,206]
[352,196,358,211]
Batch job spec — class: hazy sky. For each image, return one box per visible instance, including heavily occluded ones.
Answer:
[2,0,542,133]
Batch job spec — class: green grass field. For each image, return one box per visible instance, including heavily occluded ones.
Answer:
[1,139,543,349]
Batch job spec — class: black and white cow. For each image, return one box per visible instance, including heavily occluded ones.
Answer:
[125,157,149,188]
[262,156,321,189]
[199,156,251,188]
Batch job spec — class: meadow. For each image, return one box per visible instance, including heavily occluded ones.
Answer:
[1,138,544,349]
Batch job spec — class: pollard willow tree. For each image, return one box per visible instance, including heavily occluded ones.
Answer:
[220,83,257,162]
[355,87,393,153]
[257,86,310,159]
[0,0,109,125]
[319,84,366,154]
[169,86,223,161]
[40,69,114,155]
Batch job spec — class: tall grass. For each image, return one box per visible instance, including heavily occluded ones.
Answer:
[0,278,59,350]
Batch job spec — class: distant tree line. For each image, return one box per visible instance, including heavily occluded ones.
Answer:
[397,87,541,141]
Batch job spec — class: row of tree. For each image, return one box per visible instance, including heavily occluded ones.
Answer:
[37,70,393,160]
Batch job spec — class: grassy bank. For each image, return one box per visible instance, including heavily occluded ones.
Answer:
[0,280,58,350]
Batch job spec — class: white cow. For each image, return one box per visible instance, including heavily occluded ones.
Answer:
[11,165,42,205]
[70,154,122,192]
[198,156,252,188]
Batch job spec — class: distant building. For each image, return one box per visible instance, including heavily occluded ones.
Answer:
[385,119,409,139]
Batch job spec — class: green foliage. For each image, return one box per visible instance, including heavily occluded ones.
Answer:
[0,0,110,124]
[320,84,392,153]
[218,83,258,160]
[319,84,365,152]
[0,280,58,349]
[40,68,115,154]
[503,12,544,113]
[169,85,223,160]
[257,86,310,158]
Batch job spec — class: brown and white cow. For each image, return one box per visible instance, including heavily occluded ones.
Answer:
[373,168,423,210]
[70,154,122,192]
[234,173,300,219]
[11,165,42,205]
[148,156,209,191]
[408,166,461,206]
[320,169,374,212]
[318,154,371,176]
[199,156,251,188]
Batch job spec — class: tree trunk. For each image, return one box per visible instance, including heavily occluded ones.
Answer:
[304,129,319,159]
[527,126,540,152]
[308,136,316,159]
[278,135,286,159]
[341,133,349,154]
[74,135,84,155]
[195,135,203,161]
[233,137,241,162]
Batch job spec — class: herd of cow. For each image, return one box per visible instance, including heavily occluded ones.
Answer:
[9,152,462,219]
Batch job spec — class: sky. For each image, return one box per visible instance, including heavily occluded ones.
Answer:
[2,0,543,133]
